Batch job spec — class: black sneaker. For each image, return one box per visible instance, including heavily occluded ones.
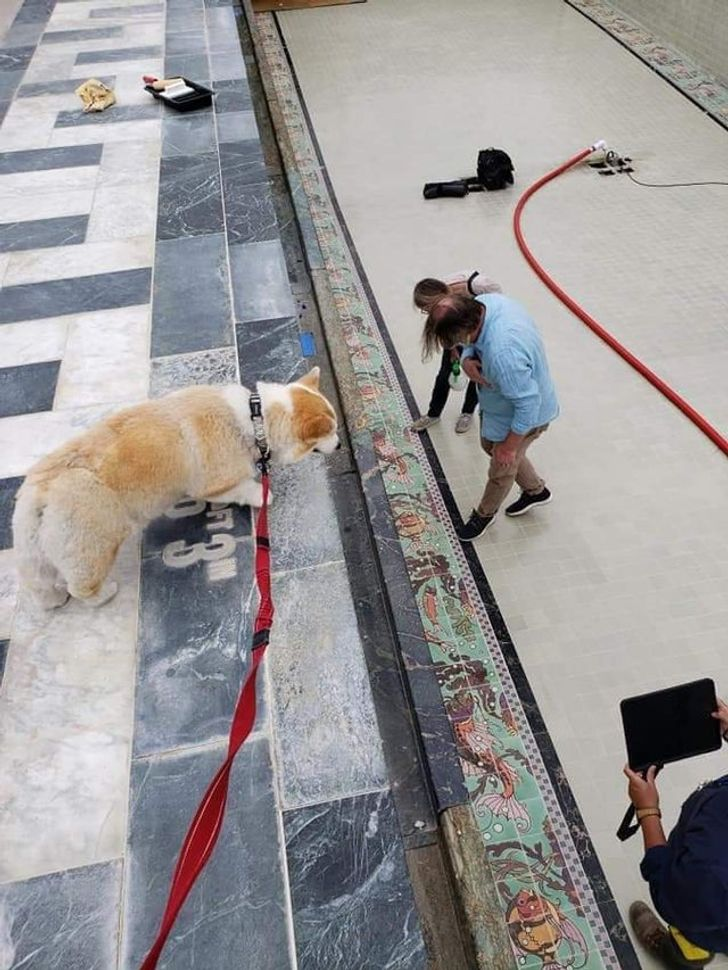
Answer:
[457,511,494,541]
[505,487,552,517]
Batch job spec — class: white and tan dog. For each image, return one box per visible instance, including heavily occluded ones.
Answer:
[13,368,338,609]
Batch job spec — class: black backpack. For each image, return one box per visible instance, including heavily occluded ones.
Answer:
[476,148,514,191]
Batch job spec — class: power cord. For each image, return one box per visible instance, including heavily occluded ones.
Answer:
[590,149,728,187]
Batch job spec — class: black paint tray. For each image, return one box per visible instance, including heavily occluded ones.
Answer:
[145,78,215,112]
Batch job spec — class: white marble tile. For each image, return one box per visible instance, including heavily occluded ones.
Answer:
[0,253,9,288]
[0,317,69,369]
[4,236,153,287]
[0,165,99,202]
[21,50,77,85]
[109,73,158,107]
[47,117,161,147]
[0,548,19,641]
[0,165,99,198]
[0,541,140,882]
[96,138,160,188]
[0,404,117,479]
[0,188,94,223]
[85,179,157,242]
[55,306,150,409]
[0,106,58,151]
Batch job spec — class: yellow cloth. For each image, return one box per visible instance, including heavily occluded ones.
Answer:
[669,926,713,962]
[75,78,116,113]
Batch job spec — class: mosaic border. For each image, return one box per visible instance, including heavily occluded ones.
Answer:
[565,0,728,131]
[256,11,642,970]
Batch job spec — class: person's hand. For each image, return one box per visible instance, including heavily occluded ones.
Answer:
[494,441,518,467]
[462,358,488,386]
[624,764,660,809]
[712,697,728,739]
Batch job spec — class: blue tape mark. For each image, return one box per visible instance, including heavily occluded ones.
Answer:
[299,331,316,357]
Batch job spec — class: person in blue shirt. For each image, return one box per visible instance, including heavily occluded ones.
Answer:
[625,698,728,967]
[422,292,559,540]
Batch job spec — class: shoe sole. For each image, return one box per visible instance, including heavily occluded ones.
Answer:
[505,494,552,517]
[454,423,472,435]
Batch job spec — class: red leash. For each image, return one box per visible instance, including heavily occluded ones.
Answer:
[140,472,274,969]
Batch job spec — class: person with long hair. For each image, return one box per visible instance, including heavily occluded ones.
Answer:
[410,271,501,435]
[422,292,558,540]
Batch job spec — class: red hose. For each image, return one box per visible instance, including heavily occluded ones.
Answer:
[513,146,728,457]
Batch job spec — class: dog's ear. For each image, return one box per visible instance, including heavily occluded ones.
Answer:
[301,412,333,444]
[297,366,320,390]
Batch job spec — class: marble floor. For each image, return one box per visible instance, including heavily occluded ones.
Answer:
[0,1,429,967]
[275,1,728,968]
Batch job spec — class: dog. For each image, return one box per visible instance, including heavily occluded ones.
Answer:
[13,367,339,609]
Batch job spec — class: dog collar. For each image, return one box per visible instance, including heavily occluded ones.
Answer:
[248,391,270,472]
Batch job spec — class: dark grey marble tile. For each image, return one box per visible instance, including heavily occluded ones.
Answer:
[0,70,24,100]
[235,316,304,388]
[0,267,151,325]
[13,0,54,21]
[1,23,45,47]
[212,77,252,113]
[164,52,209,80]
[165,8,205,32]
[0,101,8,125]
[0,861,122,969]
[268,459,343,574]
[0,214,88,253]
[142,493,251,557]
[207,27,243,54]
[18,75,115,97]
[0,46,34,71]
[0,143,102,174]
[157,152,224,240]
[270,173,309,290]
[0,476,22,550]
[285,790,426,970]
[90,3,164,17]
[204,5,236,29]
[122,739,292,970]
[165,29,207,56]
[0,638,7,685]
[269,561,387,809]
[76,45,161,64]
[55,103,160,127]
[278,169,324,275]
[224,180,277,246]
[325,468,441,840]
[216,108,257,143]
[42,25,122,43]
[209,49,246,81]
[162,109,216,157]
[135,523,253,755]
[0,360,60,417]
[150,346,237,396]
[229,240,295,324]
[219,137,266,187]
[151,234,232,355]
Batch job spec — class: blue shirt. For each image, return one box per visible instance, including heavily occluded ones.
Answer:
[641,779,728,953]
[461,294,559,442]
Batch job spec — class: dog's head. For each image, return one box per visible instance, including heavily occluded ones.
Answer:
[268,367,340,463]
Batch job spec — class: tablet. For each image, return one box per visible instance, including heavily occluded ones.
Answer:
[620,678,721,772]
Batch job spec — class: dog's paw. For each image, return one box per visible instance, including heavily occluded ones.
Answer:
[34,586,71,611]
[82,580,119,608]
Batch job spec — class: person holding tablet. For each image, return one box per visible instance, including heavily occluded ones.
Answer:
[625,697,728,967]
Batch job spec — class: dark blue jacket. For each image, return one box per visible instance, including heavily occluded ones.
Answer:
[641,778,728,953]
